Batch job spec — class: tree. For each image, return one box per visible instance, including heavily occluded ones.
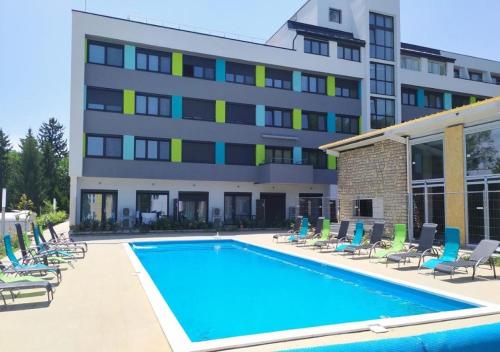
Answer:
[17,194,35,211]
[0,129,11,193]
[18,129,43,209]
[38,118,67,160]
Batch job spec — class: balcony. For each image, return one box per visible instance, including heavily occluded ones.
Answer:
[257,158,314,184]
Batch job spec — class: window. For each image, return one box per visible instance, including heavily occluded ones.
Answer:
[402,88,417,106]
[369,12,394,61]
[265,146,293,164]
[353,199,373,217]
[401,55,420,71]
[136,191,169,223]
[329,8,341,23]
[224,193,252,224]
[265,68,292,90]
[454,68,461,78]
[178,192,208,222]
[136,48,171,74]
[86,134,122,159]
[337,45,360,62]
[412,140,444,180]
[469,71,482,82]
[134,138,170,161]
[370,97,395,129]
[304,38,329,56]
[135,93,170,117]
[335,79,359,99]
[86,87,123,113]
[452,95,469,108]
[87,41,123,67]
[335,114,359,135]
[225,102,255,125]
[80,190,117,224]
[225,143,255,166]
[303,149,327,169]
[183,55,215,80]
[182,141,215,164]
[428,60,446,75]
[424,91,443,109]
[225,62,255,85]
[492,75,500,85]
[183,98,215,121]
[301,74,326,94]
[265,107,292,128]
[302,111,326,131]
[466,127,500,176]
[370,62,394,95]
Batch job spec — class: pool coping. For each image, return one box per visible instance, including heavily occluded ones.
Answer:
[123,236,500,352]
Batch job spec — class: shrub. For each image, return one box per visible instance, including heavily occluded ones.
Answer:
[37,210,68,230]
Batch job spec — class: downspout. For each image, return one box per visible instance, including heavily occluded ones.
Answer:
[292,32,299,51]
[405,136,413,241]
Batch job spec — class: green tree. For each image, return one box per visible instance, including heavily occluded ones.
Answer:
[18,129,43,209]
[38,118,67,160]
[6,151,21,209]
[0,129,11,198]
[17,194,35,211]
[56,156,70,212]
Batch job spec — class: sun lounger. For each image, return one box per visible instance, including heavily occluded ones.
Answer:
[314,220,349,251]
[344,221,385,257]
[0,280,53,305]
[373,224,406,259]
[273,216,302,242]
[307,219,331,247]
[335,222,364,253]
[47,222,88,252]
[420,227,460,270]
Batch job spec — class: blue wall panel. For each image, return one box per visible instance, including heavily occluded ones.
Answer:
[417,88,425,108]
[327,112,336,133]
[172,96,183,119]
[216,59,226,82]
[293,147,302,165]
[293,71,302,92]
[216,142,225,164]
[444,92,452,110]
[123,135,135,160]
[124,45,136,70]
[256,105,266,126]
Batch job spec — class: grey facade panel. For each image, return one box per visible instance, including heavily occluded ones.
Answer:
[257,164,314,184]
[82,158,336,184]
[313,169,338,184]
[402,105,442,122]
[85,64,362,115]
[84,111,351,149]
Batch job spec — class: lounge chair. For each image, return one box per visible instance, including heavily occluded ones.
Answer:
[306,219,331,247]
[31,224,75,261]
[37,226,85,259]
[0,280,53,305]
[3,234,61,283]
[386,223,438,268]
[373,224,407,259]
[273,216,302,242]
[314,220,349,251]
[344,221,385,257]
[420,227,460,271]
[0,261,45,283]
[288,217,309,244]
[434,239,500,280]
[335,222,364,253]
[47,222,88,252]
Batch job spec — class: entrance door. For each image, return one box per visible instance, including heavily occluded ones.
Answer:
[467,180,500,244]
[411,184,445,243]
[299,193,323,225]
[260,193,286,227]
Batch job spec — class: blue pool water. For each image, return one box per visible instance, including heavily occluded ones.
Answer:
[131,240,476,342]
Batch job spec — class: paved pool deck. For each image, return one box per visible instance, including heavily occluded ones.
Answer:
[1,224,499,352]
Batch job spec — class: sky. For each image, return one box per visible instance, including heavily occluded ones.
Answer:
[0,0,499,148]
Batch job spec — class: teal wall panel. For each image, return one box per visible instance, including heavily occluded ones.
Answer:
[327,112,336,133]
[123,135,135,160]
[444,92,452,110]
[256,105,265,126]
[172,96,183,119]
[293,71,302,92]
[124,45,136,70]
[216,142,225,165]
[417,88,425,107]
[216,59,226,82]
[293,147,302,165]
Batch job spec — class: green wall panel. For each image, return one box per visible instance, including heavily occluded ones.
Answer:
[256,144,265,165]
[172,52,183,76]
[469,96,477,104]
[171,139,182,162]
[123,90,135,115]
[328,155,337,170]
[256,65,265,87]
[327,76,336,96]
[82,133,86,157]
[293,109,302,130]
[216,100,226,123]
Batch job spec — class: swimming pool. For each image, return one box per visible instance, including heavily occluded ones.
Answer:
[127,239,498,352]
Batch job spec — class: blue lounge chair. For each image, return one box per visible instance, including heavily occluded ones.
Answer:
[3,234,61,283]
[289,217,309,244]
[420,227,460,270]
[335,222,364,252]
[31,224,74,259]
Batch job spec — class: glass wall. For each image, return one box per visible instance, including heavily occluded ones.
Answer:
[136,192,169,224]
[466,127,500,176]
[80,191,117,224]
[178,192,208,222]
[224,193,252,225]
[412,140,444,180]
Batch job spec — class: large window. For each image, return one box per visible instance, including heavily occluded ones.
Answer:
[135,138,170,161]
[425,91,443,109]
[265,68,292,90]
[80,190,117,224]
[302,149,327,169]
[302,111,326,131]
[87,41,123,67]
[369,12,394,61]
[265,146,293,164]
[136,48,171,74]
[402,88,417,106]
[183,98,215,121]
[335,79,359,99]
[183,55,215,80]
[329,8,341,23]
[428,60,446,76]
[224,193,252,225]
[304,38,329,56]
[135,93,170,117]
[136,191,169,224]
[225,143,255,166]
[370,97,395,129]
[337,45,360,62]
[86,134,122,159]
[411,140,444,180]
[335,114,359,135]
[182,141,215,164]
[401,55,420,71]
[302,74,326,95]
[353,199,373,217]
[225,62,255,85]
[226,102,255,125]
[469,71,482,82]
[370,62,394,95]
[265,107,292,128]
[452,94,469,109]
[86,87,123,113]
[466,127,500,176]
[178,192,208,222]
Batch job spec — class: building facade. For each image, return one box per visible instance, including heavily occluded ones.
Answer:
[69,0,500,227]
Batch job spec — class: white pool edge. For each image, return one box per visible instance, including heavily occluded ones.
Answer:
[123,236,500,352]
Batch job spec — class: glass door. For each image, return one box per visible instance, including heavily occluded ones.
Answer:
[489,183,500,241]
[467,183,485,244]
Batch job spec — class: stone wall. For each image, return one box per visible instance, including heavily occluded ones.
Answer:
[338,139,408,236]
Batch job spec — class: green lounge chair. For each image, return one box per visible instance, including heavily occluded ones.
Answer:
[314,220,350,251]
[373,223,407,259]
[335,222,364,253]
[420,227,460,270]
[306,219,331,247]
